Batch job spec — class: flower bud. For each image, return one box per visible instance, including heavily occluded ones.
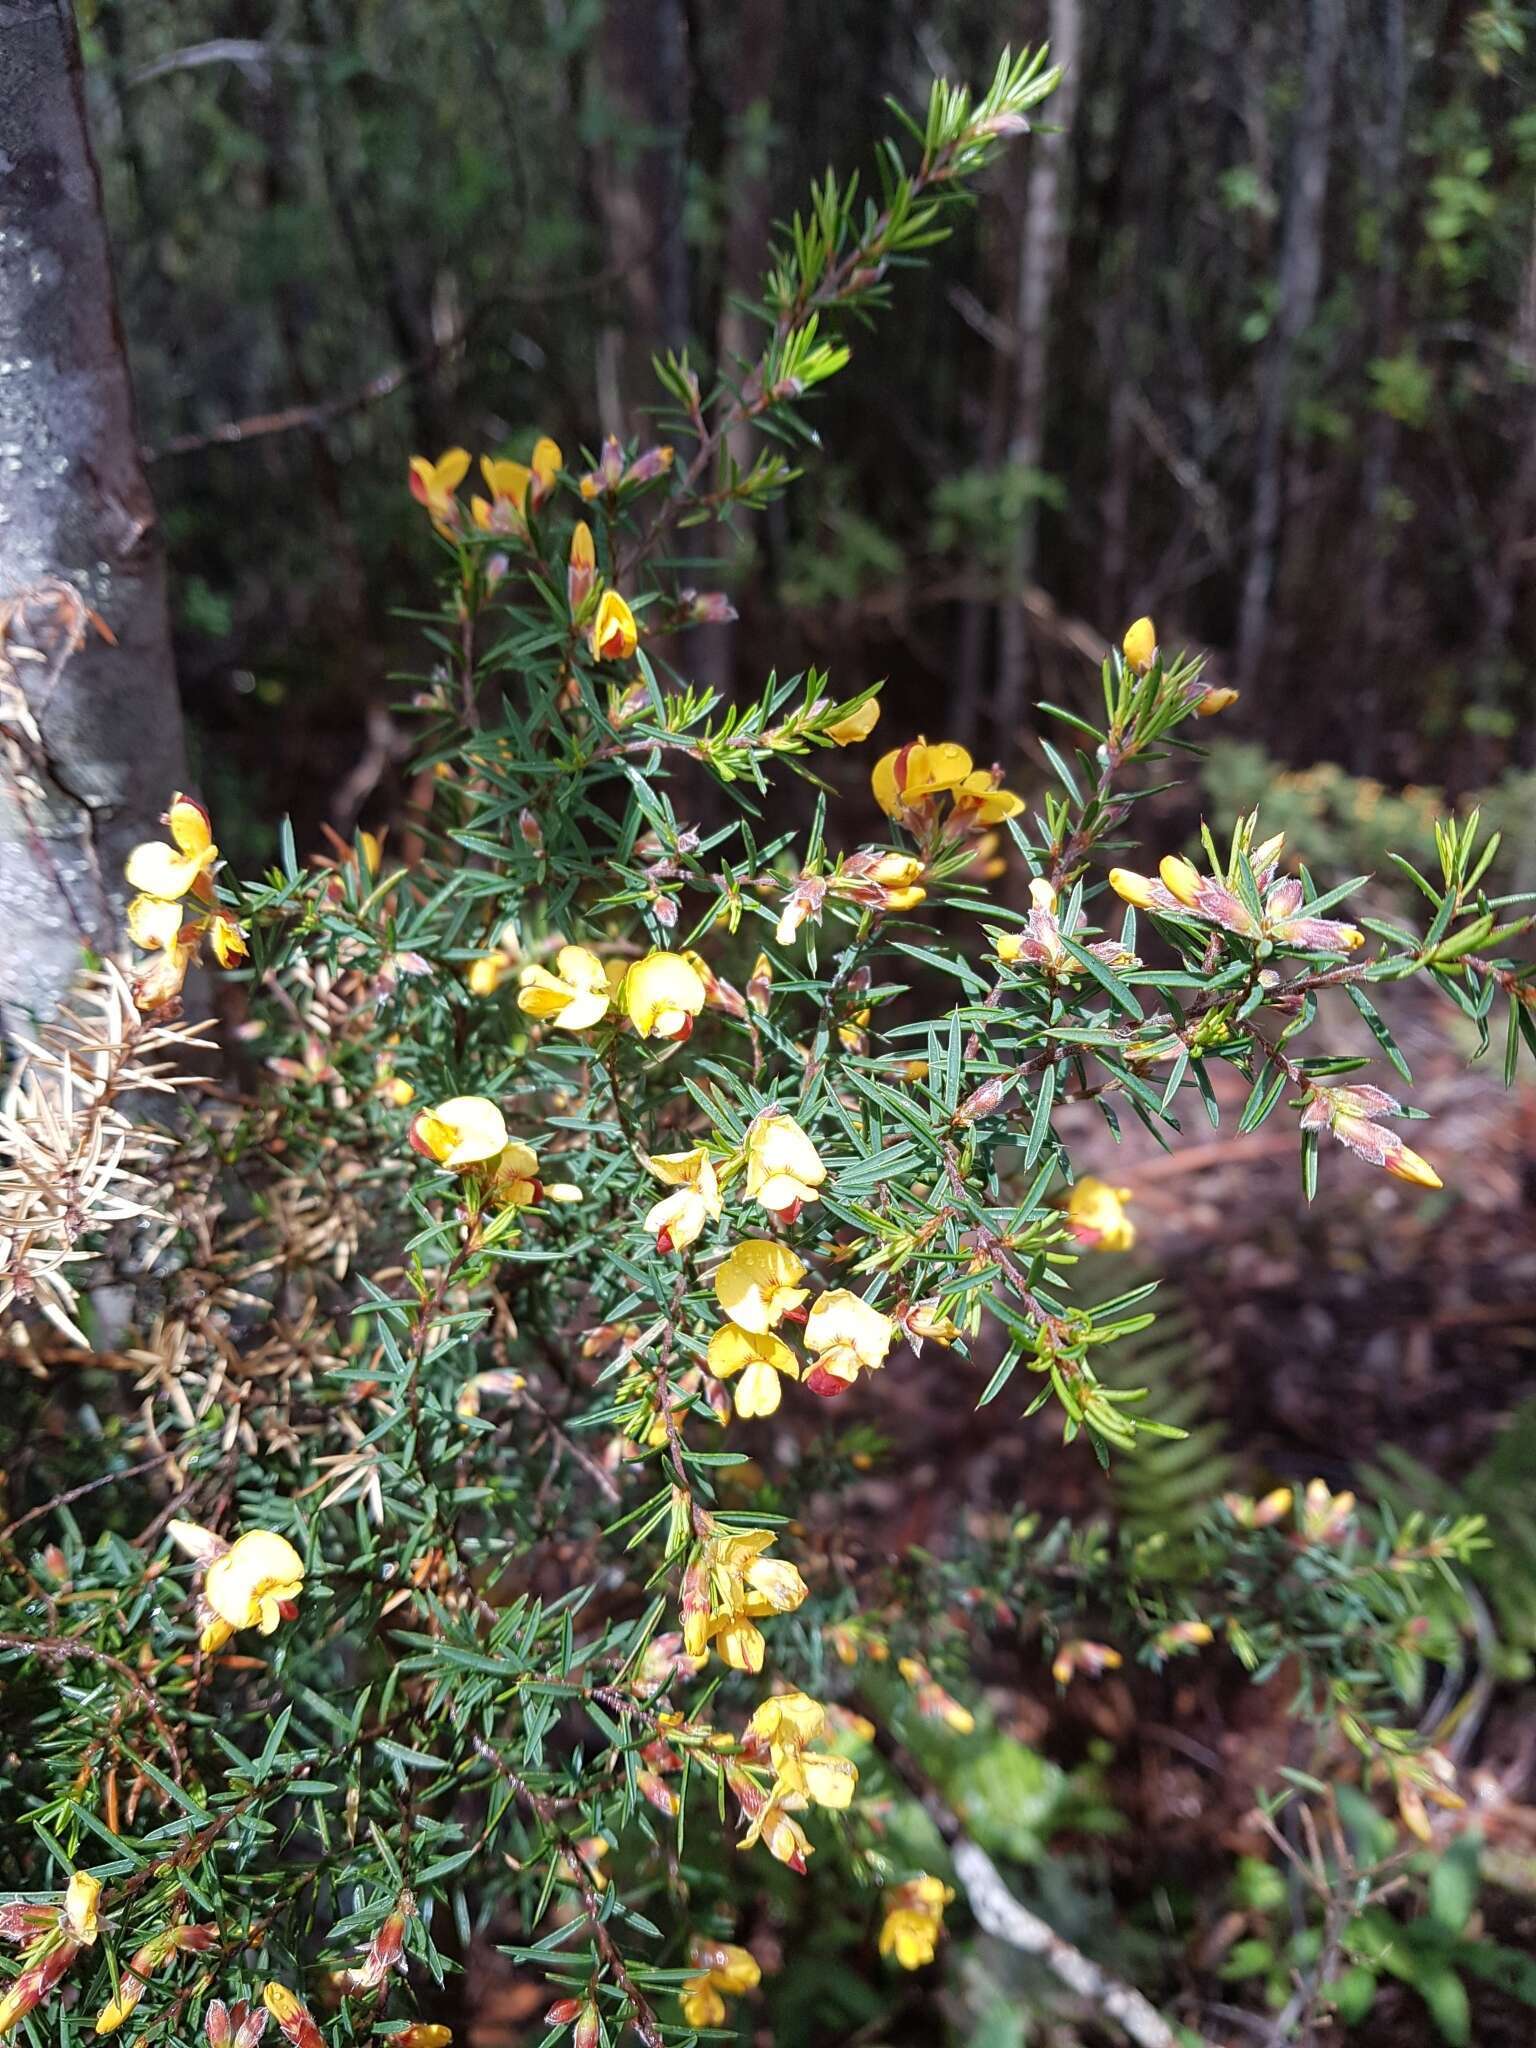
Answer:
[1108,867,1156,909]
[1157,855,1202,907]
[1121,616,1157,672]
[567,522,596,616]
[1196,686,1239,718]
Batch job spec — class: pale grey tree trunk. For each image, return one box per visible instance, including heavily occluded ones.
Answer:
[0,0,186,1040]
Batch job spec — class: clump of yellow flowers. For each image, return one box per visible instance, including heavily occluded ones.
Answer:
[408,1095,582,1207]
[872,738,1024,836]
[680,1520,808,1673]
[124,793,247,1009]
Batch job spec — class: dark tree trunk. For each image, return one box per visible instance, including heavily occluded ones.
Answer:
[1351,0,1409,772]
[1235,0,1343,693]
[692,0,785,692]
[590,0,691,436]
[0,0,186,1039]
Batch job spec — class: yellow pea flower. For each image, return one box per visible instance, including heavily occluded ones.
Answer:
[707,1324,800,1417]
[1063,1176,1135,1251]
[124,793,218,903]
[620,950,707,1040]
[873,737,1023,830]
[802,1289,896,1397]
[642,1147,721,1252]
[467,954,507,997]
[408,448,471,537]
[878,1876,954,1969]
[487,1140,544,1207]
[679,1940,760,2027]
[680,1523,807,1670]
[743,1109,827,1220]
[204,1529,306,1645]
[713,1239,809,1333]
[1122,615,1157,672]
[408,1095,509,1169]
[871,738,975,818]
[589,588,638,661]
[94,1927,216,2035]
[743,1690,827,1764]
[208,912,248,967]
[516,944,611,1031]
[470,455,534,534]
[678,1976,726,2028]
[824,698,880,745]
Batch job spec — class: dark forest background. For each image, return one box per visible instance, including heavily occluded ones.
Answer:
[85,0,1536,869]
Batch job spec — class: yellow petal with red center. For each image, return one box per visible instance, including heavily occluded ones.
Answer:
[481,456,532,509]
[804,1289,896,1370]
[643,1186,708,1250]
[744,1111,826,1204]
[205,1528,305,1632]
[621,951,706,1038]
[713,1239,809,1333]
[589,588,638,661]
[411,1095,508,1167]
[531,437,562,490]
[209,915,248,968]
